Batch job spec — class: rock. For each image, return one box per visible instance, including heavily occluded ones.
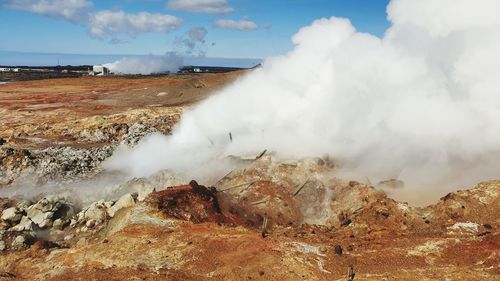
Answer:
[10,216,33,231]
[12,235,27,249]
[27,209,54,228]
[1,207,23,223]
[64,234,74,241]
[107,193,136,218]
[76,237,87,247]
[334,245,343,255]
[0,240,5,251]
[121,123,157,146]
[26,196,74,229]
[86,219,96,228]
[52,218,69,230]
[138,185,156,201]
[78,200,110,224]
[15,200,32,211]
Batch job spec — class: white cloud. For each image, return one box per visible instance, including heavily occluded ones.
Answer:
[167,0,233,14]
[2,0,92,21]
[214,18,258,31]
[88,10,182,38]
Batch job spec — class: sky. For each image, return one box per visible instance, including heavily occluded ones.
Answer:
[0,0,390,65]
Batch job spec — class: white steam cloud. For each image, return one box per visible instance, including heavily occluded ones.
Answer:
[104,27,209,75]
[105,0,500,203]
[104,53,182,75]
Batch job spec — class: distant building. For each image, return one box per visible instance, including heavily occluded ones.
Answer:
[92,65,109,76]
[178,66,245,74]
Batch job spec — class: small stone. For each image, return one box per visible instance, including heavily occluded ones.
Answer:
[52,219,64,230]
[64,235,74,241]
[76,237,87,247]
[86,219,96,228]
[0,240,6,251]
[334,245,343,255]
[319,246,328,254]
[12,235,27,249]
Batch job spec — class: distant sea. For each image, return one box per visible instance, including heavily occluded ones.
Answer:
[0,51,262,68]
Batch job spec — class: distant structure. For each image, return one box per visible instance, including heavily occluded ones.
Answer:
[91,65,109,76]
[178,66,245,74]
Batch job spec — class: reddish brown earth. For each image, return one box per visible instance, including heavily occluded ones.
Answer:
[0,73,243,148]
[0,178,498,280]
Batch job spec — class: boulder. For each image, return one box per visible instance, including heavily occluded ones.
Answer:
[138,185,156,201]
[25,195,74,229]
[77,200,112,224]
[1,207,23,223]
[107,193,136,218]
[10,216,33,231]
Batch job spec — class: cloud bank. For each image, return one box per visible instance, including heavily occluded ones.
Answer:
[105,0,500,203]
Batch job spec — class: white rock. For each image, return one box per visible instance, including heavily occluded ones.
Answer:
[27,208,54,228]
[138,185,156,201]
[64,234,74,241]
[107,194,136,218]
[79,201,109,224]
[1,207,23,223]
[86,219,96,228]
[0,240,6,251]
[10,216,33,231]
[12,235,26,249]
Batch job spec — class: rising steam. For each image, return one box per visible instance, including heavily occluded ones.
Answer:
[104,27,209,75]
[105,0,500,203]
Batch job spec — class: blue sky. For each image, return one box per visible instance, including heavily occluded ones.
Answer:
[0,0,390,65]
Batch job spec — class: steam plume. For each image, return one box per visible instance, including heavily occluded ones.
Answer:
[105,0,500,204]
[104,53,182,75]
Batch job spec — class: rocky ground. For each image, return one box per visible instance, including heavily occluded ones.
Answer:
[0,74,499,280]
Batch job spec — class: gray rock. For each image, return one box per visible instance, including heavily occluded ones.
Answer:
[1,207,23,223]
[0,240,6,251]
[52,218,69,230]
[121,123,157,146]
